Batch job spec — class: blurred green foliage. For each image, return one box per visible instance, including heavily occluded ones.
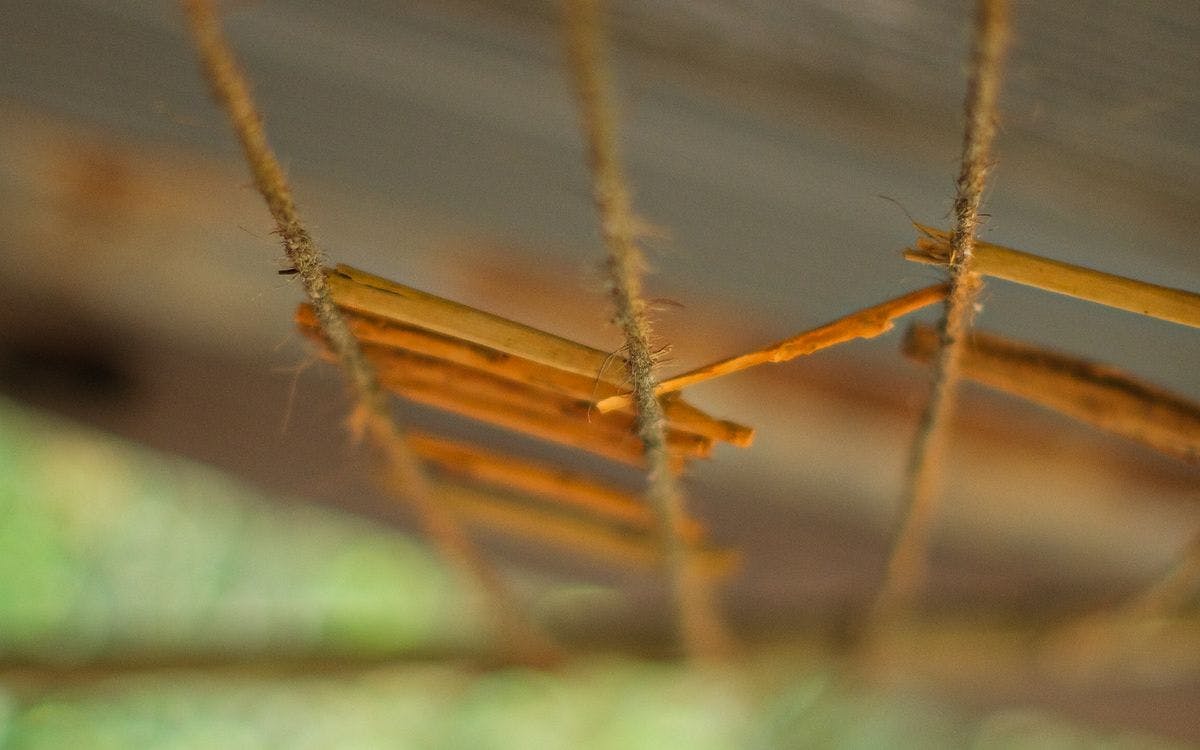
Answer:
[0,397,480,662]
[0,398,1183,748]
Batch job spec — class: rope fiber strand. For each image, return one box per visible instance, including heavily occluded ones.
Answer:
[181,0,558,664]
[563,0,730,659]
[874,0,1011,621]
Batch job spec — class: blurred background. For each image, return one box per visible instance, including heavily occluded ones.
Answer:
[1,0,1198,745]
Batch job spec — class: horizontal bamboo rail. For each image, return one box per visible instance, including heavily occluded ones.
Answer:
[906,225,1200,328]
[903,324,1200,463]
[328,265,627,381]
[295,304,753,446]
[441,480,739,577]
[300,329,700,471]
[407,432,707,542]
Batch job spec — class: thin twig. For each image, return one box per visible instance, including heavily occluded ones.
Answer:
[596,284,948,412]
[563,0,730,658]
[906,225,1200,328]
[903,324,1200,463]
[180,0,557,663]
[875,0,1011,620]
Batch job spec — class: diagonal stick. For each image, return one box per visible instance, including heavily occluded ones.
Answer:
[595,284,947,412]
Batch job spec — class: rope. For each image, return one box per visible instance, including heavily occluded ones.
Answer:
[563,0,730,658]
[875,0,1011,620]
[181,0,558,664]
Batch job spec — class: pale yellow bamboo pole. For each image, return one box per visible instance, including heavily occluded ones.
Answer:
[329,265,627,382]
[595,284,947,412]
[907,226,1200,328]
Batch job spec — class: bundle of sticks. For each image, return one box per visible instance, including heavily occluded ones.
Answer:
[296,264,756,573]
[297,235,1199,570]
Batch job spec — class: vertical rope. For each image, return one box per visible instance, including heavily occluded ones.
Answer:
[875,0,1011,620]
[563,0,729,658]
[181,0,557,664]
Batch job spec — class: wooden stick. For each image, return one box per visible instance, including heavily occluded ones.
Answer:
[903,323,1200,463]
[408,433,708,542]
[367,350,712,459]
[298,329,703,471]
[328,265,627,382]
[295,304,754,446]
[441,480,739,577]
[595,284,948,412]
[907,225,1200,329]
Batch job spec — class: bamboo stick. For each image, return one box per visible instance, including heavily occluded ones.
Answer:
[337,337,714,460]
[903,323,1200,463]
[906,225,1200,328]
[295,304,754,446]
[386,377,692,472]
[299,328,701,471]
[407,433,708,542]
[371,352,711,458]
[328,265,628,381]
[595,284,948,412]
[441,480,739,577]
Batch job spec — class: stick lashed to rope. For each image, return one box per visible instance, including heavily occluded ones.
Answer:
[906,225,1200,329]
[180,0,556,662]
[596,284,948,412]
[875,0,1011,619]
[903,324,1200,463]
[563,0,730,658]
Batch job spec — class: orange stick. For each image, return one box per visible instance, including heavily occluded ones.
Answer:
[904,323,1200,463]
[358,343,713,459]
[408,433,707,542]
[370,354,709,461]
[440,480,739,577]
[596,284,948,412]
[300,328,701,470]
[295,304,753,446]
